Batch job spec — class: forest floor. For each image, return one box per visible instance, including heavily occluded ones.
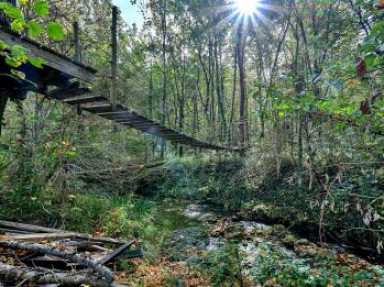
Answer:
[117,198,384,287]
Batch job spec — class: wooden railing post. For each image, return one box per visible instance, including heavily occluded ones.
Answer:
[73,21,82,63]
[72,21,83,115]
[111,6,119,108]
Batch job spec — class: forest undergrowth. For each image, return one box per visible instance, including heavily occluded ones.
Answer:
[2,154,384,286]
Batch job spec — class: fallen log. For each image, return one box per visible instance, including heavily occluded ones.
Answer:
[0,228,29,235]
[22,255,78,270]
[0,262,109,287]
[5,233,80,241]
[0,241,113,283]
[0,220,59,233]
[6,232,123,245]
[0,220,125,244]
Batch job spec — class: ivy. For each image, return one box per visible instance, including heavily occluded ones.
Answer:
[0,1,65,68]
[33,0,49,17]
[0,2,23,20]
[27,21,43,37]
[28,57,47,69]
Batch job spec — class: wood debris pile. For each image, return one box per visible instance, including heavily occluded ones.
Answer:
[0,220,143,287]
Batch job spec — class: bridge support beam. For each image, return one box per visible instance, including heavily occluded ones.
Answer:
[0,91,9,136]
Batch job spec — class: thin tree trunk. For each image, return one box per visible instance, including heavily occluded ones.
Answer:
[208,34,216,127]
[197,43,210,122]
[161,0,167,158]
[237,22,248,146]
[178,50,187,157]
[229,46,238,144]
[149,58,155,157]
[214,35,227,140]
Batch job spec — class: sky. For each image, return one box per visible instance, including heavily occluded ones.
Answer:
[112,0,144,28]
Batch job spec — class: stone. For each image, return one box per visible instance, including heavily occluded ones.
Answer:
[295,238,310,246]
[294,243,319,256]
[199,213,218,223]
[224,222,246,242]
[231,215,241,222]
[282,234,296,247]
[272,224,286,235]
[210,228,223,237]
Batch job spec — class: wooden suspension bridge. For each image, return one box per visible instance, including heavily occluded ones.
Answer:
[0,12,239,152]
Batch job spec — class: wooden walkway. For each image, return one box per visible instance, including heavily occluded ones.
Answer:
[1,28,234,151]
[53,93,232,151]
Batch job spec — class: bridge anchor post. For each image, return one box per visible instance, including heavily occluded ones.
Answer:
[110,6,119,109]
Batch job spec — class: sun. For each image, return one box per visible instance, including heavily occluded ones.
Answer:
[235,0,260,16]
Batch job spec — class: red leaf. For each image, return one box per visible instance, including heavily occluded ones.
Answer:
[355,57,366,79]
[375,0,384,9]
[360,99,372,115]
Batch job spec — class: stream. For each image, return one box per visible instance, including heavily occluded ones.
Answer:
[126,198,384,286]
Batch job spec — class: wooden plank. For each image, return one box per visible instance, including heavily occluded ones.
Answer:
[47,87,91,100]
[82,106,114,114]
[65,96,108,105]
[146,131,180,136]
[115,119,143,123]
[124,123,159,127]
[155,136,186,142]
[119,115,154,122]
[97,111,128,116]
[120,122,153,126]
[158,135,192,139]
[98,241,135,265]
[0,29,96,82]
[107,115,139,121]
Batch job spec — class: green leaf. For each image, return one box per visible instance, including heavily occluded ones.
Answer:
[5,56,21,67]
[11,45,27,59]
[47,22,65,40]
[10,19,25,32]
[28,57,46,69]
[27,21,42,37]
[364,53,376,67]
[0,2,23,20]
[5,45,28,67]
[33,0,48,17]
[64,151,77,157]
[0,41,9,50]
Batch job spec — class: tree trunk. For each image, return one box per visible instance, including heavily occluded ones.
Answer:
[229,46,238,144]
[161,0,167,159]
[237,22,248,147]
[214,35,227,140]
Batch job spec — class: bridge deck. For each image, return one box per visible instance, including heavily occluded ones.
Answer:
[0,28,96,82]
[59,94,232,151]
[0,28,235,151]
